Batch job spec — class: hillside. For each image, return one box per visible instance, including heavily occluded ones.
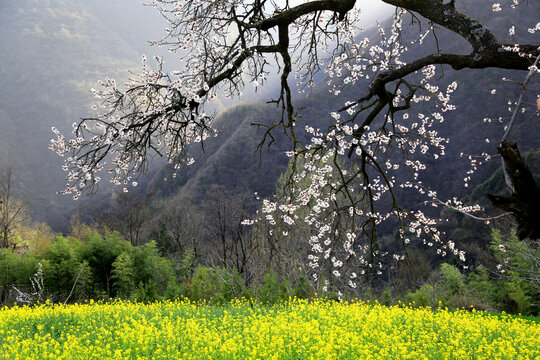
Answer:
[0,0,165,230]
[0,0,538,236]
[148,0,540,212]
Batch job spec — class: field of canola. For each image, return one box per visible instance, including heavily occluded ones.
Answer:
[1,299,539,360]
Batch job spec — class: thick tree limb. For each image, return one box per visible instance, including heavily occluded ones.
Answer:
[487,142,540,240]
[347,0,539,138]
[258,0,356,30]
[383,0,499,52]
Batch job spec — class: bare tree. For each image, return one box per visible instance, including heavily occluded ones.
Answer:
[152,196,204,258]
[93,192,154,246]
[0,168,27,249]
[50,0,539,285]
[205,187,258,286]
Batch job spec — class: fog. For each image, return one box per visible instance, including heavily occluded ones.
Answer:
[0,0,393,231]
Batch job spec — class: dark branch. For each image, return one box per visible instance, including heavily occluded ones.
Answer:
[258,0,357,30]
[487,141,540,240]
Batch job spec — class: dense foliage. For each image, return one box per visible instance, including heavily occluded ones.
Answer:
[0,224,538,315]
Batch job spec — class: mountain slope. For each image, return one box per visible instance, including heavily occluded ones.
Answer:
[0,0,165,230]
[146,0,540,231]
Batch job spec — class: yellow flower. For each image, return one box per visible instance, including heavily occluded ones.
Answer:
[0,299,539,359]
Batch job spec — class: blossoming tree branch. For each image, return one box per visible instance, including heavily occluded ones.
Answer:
[51,0,539,282]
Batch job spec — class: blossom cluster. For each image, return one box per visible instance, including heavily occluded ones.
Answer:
[252,10,469,289]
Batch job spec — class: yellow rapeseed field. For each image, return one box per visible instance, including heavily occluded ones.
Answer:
[0,299,538,359]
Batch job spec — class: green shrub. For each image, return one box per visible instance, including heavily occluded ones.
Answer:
[135,281,160,303]
[292,275,312,299]
[163,279,182,301]
[440,263,465,296]
[405,284,437,308]
[0,249,39,304]
[381,287,393,306]
[188,265,221,302]
[131,241,176,296]
[214,268,249,304]
[176,250,196,281]
[111,252,136,299]
[71,260,94,302]
[0,249,38,286]
[42,236,83,301]
[465,265,495,311]
[493,281,532,315]
[77,231,131,298]
[258,272,289,304]
[490,229,538,315]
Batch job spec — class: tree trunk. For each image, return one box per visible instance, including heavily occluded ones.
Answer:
[487,141,540,240]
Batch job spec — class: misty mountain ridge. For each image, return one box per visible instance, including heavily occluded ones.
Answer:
[1,0,539,236]
[0,0,165,230]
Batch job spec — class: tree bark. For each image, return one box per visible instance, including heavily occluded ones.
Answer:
[487,141,540,240]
